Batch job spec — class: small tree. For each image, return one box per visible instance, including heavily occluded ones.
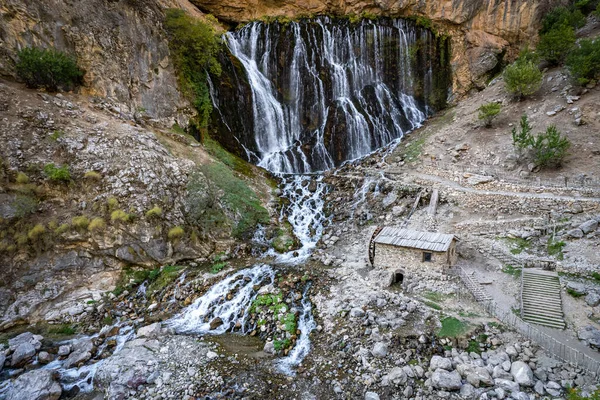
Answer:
[537,24,576,65]
[477,102,502,127]
[503,61,543,99]
[566,38,600,85]
[16,47,84,91]
[511,115,534,151]
[532,125,570,167]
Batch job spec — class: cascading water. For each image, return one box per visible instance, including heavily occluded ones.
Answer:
[211,16,449,173]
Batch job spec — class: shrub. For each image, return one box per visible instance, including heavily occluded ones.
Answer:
[168,226,184,240]
[54,223,70,235]
[516,46,540,65]
[566,38,600,84]
[15,47,84,91]
[43,163,71,182]
[107,197,119,210]
[110,209,131,223]
[145,206,162,219]
[477,102,501,127]
[210,261,227,274]
[165,9,222,131]
[88,217,106,232]
[72,216,89,230]
[531,125,570,167]
[438,317,469,338]
[511,115,534,150]
[27,224,46,241]
[84,171,102,180]
[547,237,566,260]
[503,61,542,99]
[540,6,586,34]
[15,172,29,184]
[537,24,576,65]
[12,195,38,218]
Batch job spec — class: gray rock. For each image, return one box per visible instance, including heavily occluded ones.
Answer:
[585,292,600,307]
[579,219,598,234]
[566,228,584,239]
[382,192,397,208]
[534,380,545,395]
[58,345,71,356]
[468,367,494,387]
[137,323,162,338]
[11,342,36,367]
[38,351,54,364]
[8,332,42,351]
[493,365,513,380]
[372,342,388,358]
[494,378,519,392]
[566,281,587,296]
[365,392,380,400]
[459,383,475,398]
[510,361,534,387]
[513,392,531,400]
[431,369,462,391]
[545,381,562,396]
[5,369,62,400]
[403,386,413,397]
[263,341,275,354]
[0,352,5,372]
[578,325,600,349]
[505,345,518,359]
[387,367,407,385]
[62,337,94,369]
[430,355,453,371]
[350,307,365,318]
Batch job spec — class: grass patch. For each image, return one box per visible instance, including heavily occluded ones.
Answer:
[145,206,163,219]
[423,300,442,310]
[438,317,469,338]
[204,136,254,177]
[146,265,186,297]
[200,162,269,239]
[566,288,585,298]
[273,338,291,351]
[167,226,185,240]
[210,261,227,274]
[15,172,29,184]
[502,265,521,278]
[505,237,530,255]
[592,272,600,282]
[43,163,71,182]
[250,293,285,314]
[547,237,566,260]
[281,312,297,334]
[111,209,132,223]
[84,171,102,180]
[423,291,445,302]
[88,217,106,232]
[71,216,89,231]
[401,135,427,162]
[48,324,76,335]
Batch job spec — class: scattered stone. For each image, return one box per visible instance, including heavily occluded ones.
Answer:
[263,341,275,354]
[431,369,462,391]
[38,351,54,364]
[585,292,600,307]
[137,322,162,338]
[209,317,224,330]
[566,228,584,239]
[372,342,388,358]
[11,342,36,367]
[430,355,452,371]
[510,361,534,387]
[350,307,365,318]
[578,325,600,349]
[364,392,380,400]
[58,345,71,357]
[206,351,218,360]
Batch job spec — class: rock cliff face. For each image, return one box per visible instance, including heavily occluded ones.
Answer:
[0,0,203,122]
[192,0,563,92]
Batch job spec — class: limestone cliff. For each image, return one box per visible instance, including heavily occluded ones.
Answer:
[191,0,564,92]
[0,0,205,122]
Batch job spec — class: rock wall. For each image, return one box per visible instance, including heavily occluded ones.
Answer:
[0,0,204,122]
[191,0,565,93]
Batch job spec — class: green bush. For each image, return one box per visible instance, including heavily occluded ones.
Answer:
[27,224,46,241]
[145,206,163,219]
[72,216,89,231]
[16,47,84,91]
[168,226,184,240]
[532,125,570,167]
[43,163,71,182]
[547,237,566,260]
[15,172,29,184]
[503,61,542,99]
[566,38,600,84]
[537,24,576,65]
[84,171,102,181]
[477,102,501,127]
[511,115,534,150]
[12,195,38,218]
[164,9,221,131]
[110,209,132,223]
[540,6,586,34]
[88,217,106,232]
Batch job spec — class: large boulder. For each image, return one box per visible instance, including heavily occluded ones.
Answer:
[62,337,94,369]
[11,342,36,367]
[494,378,520,392]
[137,323,162,339]
[585,292,600,307]
[6,369,62,400]
[566,228,584,239]
[579,219,598,234]
[431,369,463,391]
[510,361,534,387]
[387,367,408,385]
[578,325,600,349]
[372,342,388,358]
[430,355,453,371]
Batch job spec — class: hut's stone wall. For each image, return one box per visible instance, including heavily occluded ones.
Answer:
[373,241,457,279]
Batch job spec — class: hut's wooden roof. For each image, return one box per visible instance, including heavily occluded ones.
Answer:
[374,228,454,252]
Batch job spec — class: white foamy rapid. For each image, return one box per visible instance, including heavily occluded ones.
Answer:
[166,265,275,334]
[276,283,317,375]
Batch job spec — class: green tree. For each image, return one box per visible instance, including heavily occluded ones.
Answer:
[511,115,533,150]
[164,9,222,132]
[477,102,501,127]
[532,125,570,167]
[566,38,600,84]
[537,24,577,65]
[540,6,586,34]
[503,61,543,99]
[16,47,84,91]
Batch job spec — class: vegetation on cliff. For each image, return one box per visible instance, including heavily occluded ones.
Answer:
[164,9,222,133]
[16,47,84,92]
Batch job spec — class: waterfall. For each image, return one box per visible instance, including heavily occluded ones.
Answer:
[212,17,448,174]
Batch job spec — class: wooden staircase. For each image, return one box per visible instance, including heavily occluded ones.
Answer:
[521,269,566,329]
